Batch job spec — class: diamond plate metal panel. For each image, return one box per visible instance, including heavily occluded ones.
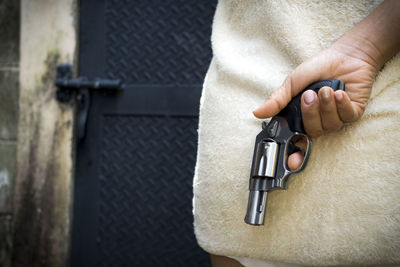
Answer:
[72,0,216,266]
[105,0,215,84]
[97,115,208,267]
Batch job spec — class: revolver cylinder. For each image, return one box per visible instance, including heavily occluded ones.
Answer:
[245,140,278,225]
[252,140,278,178]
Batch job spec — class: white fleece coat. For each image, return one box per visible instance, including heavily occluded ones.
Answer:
[193,0,400,266]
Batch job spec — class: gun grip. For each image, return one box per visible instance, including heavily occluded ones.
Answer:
[277,79,345,133]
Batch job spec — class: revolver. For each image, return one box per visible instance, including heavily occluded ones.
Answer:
[244,79,345,225]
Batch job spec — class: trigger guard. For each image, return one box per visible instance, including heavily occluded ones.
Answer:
[283,133,311,174]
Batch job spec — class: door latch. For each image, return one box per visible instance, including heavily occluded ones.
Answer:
[55,63,123,140]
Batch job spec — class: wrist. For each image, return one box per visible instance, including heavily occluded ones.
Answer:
[331,35,383,71]
[332,0,400,71]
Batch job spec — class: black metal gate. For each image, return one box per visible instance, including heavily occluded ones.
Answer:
[70,1,216,266]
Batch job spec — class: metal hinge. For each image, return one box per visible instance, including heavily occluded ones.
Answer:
[55,63,123,140]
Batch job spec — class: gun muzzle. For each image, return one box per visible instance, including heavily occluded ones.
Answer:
[244,190,268,225]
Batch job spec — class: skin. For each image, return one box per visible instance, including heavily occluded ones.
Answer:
[211,1,400,266]
[210,254,244,267]
[253,0,400,170]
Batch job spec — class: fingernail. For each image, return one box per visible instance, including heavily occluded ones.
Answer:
[304,90,314,105]
[321,87,331,100]
[335,90,343,102]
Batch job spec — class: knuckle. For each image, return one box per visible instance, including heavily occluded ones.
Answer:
[324,122,343,132]
[283,76,292,90]
[340,101,365,122]
[284,76,296,98]
[308,129,323,138]
[305,124,323,137]
[352,109,364,121]
[341,111,358,123]
[276,95,287,111]
[282,77,294,101]
[322,115,343,130]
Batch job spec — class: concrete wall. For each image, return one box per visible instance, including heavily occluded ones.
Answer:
[11,1,77,266]
[0,1,20,266]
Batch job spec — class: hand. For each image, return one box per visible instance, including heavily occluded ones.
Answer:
[254,45,378,171]
[253,0,400,170]
[254,45,377,137]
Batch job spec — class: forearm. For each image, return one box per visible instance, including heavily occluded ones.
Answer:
[333,0,400,70]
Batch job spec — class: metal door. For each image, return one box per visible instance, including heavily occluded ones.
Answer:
[70,1,216,266]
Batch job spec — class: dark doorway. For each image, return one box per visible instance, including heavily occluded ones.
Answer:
[70,1,216,266]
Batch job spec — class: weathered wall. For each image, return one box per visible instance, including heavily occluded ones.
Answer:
[12,1,77,266]
[0,0,20,266]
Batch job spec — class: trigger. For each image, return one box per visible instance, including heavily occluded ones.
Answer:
[294,145,306,156]
[288,143,306,156]
[287,142,306,156]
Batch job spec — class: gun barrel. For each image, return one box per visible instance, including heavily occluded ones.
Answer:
[244,190,268,225]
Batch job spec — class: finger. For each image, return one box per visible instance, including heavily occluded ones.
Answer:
[301,90,323,137]
[287,137,307,171]
[253,81,292,118]
[288,151,304,171]
[253,58,325,118]
[334,90,358,122]
[318,86,343,131]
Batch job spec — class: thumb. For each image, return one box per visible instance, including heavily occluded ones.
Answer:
[253,59,324,118]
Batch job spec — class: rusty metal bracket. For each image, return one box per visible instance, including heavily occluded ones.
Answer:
[55,63,123,140]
